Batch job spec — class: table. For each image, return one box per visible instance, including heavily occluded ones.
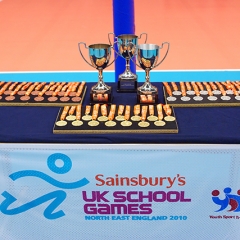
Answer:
[0,82,239,144]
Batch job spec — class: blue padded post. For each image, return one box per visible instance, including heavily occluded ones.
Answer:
[112,0,136,82]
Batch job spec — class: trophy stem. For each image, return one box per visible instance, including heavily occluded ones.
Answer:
[91,68,111,92]
[138,69,157,93]
[118,58,136,79]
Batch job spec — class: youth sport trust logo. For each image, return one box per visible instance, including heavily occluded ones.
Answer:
[0,153,89,220]
[212,187,240,212]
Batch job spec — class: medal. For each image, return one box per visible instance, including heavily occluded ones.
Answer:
[76,81,86,97]
[191,82,201,97]
[131,116,141,121]
[193,96,203,101]
[131,104,141,121]
[121,120,132,127]
[203,82,213,96]
[147,105,158,121]
[82,105,92,121]
[88,104,100,126]
[56,120,68,127]
[154,120,166,126]
[0,82,12,95]
[164,116,176,121]
[215,82,226,96]
[72,104,83,126]
[180,82,187,97]
[121,105,132,127]
[163,104,176,122]
[105,104,116,127]
[138,121,150,128]
[98,104,108,122]
[66,106,77,121]
[185,82,192,91]
[163,82,173,97]
[105,120,116,127]
[115,105,125,121]
[167,96,177,101]
[138,105,149,127]
[56,105,70,127]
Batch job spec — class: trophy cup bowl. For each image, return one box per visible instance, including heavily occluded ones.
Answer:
[133,42,170,104]
[108,33,147,93]
[78,42,115,104]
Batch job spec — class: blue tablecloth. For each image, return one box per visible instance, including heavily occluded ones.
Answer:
[0,82,239,144]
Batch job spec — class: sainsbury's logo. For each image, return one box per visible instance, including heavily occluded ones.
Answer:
[95,174,186,188]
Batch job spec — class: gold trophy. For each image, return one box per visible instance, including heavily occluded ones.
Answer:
[131,43,170,104]
[108,33,147,93]
[78,42,115,104]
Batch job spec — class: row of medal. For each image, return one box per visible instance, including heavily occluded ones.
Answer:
[163,81,240,102]
[55,103,176,128]
[0,81,85,102]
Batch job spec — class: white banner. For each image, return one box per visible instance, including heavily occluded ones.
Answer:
[0,144,240,240]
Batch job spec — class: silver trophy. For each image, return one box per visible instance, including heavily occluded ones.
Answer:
[108,33,147,92]
[78,42,115,104]
[132,42,170,104]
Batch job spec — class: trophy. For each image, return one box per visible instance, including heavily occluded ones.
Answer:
[78,42,115,104]
[108,33,147,92]
[132,42,170,104]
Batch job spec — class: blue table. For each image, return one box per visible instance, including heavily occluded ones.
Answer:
[0,82,239,144]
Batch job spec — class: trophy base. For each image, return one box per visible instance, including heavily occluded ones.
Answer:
[117,77,137,93]
[90,88,112,105]
[137,90,158,104]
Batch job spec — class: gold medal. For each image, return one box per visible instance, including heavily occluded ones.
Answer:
[131,104,140,121]
[88,120,99,127]
[163,104,175,121]
[66,106,77,121]
[147,105,157,121]
[98,116,108,122]
[121,120,132,127]
[164,116,176,122]
[82,105,92,121]
[82,115,92,121]
[147,115,158,121]
[56,120,67,127]
[154,120,166,126]
[105,120,116,127]
[115,115,125,121]
[72,120,83,126]
[57,105,70,126]
[138,121,150,128]
[66,115,76,121]
[131,115,141,121]
[107,104,116,122]
[98,104,108,121]
[116,105,124,121]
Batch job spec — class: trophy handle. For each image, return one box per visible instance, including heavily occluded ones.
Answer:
[108,32,117,46]
[138,32,148,43]
[153,42,170,69]
[128,44,142,68]
[106,45,118,67]
[78,42,95,68]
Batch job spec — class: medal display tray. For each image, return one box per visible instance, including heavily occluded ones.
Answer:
[0,82,87,106]
[53,105,178,134]
[163,82,240,107]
